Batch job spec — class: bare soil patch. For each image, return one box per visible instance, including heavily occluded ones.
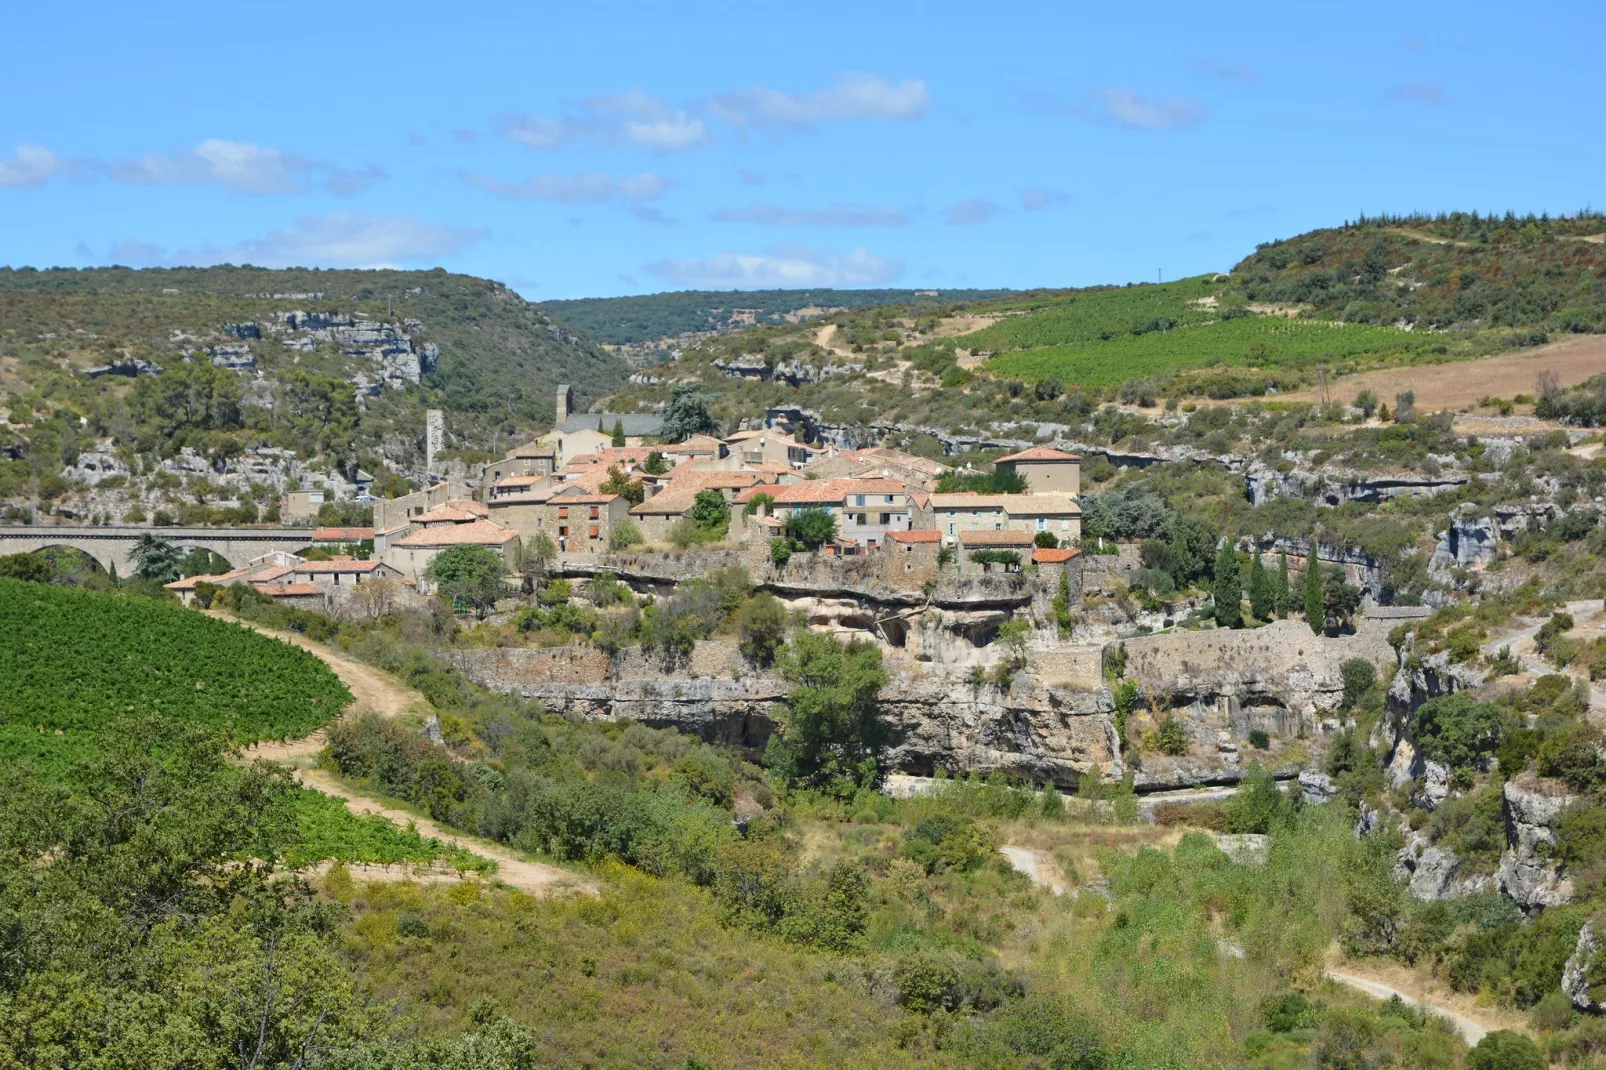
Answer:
[1276,332,1606,410]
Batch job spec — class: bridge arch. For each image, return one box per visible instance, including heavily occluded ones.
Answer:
[0,525,317,577]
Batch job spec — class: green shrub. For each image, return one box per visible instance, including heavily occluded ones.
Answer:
[1155,717,1190,756]
[1468,1030,1545,1070]
[1247,728,1271,750]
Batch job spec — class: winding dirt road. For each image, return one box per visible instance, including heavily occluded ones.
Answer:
[219,613,596,897]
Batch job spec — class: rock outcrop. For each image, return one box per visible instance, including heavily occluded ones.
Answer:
[1497,776,1577,908]
[1563,917,1606,1012]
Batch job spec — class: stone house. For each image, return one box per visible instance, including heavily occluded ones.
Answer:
[546,487,629,554]
[767,478,912,549]
[288,559,404,592]
[884,529,942,584]
[956,528,1035,574]
[478,442,556,499]
[918,492,1081,546]
[373,480,475,533]
[384,514,519,586]
[993,446,1081,497]
[1002,495,1082,544]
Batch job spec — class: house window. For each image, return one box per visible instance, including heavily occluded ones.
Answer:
[558,526,568,537]
[558,507,569,518]
[948,523,955,535]
[856,513,865,526]
[1037,518,1047,532]
[589,507,599,520]
[590,525,600,538]
[879,513,890,525]
[856,495,866,507]
[1062,519,1070,531]
[885,495,893,504]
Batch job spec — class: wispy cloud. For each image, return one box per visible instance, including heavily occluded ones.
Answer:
[709,202,908,227]
[946,199,999,225]
[708,73,929,128]
[738,169,767,186]
[645,245,903,288]
[0,144,63,188]
[109,212,487,269]
[96,139,384,196]
[1189,60,1257,85]
[504,91,710,153]
[1092,89,1207,130]
[1019,187,1068,211]
[460,170,671,202]
[1383,80,1449,105]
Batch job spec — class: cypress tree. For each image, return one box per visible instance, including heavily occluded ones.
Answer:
[1303,555,1325,634]
[1274,552,1290,617]
[611,419,626,447]
[1249,548,1273,622]
[1213,541,1242,629]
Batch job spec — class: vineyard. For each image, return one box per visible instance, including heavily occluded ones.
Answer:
[985,314,1426,388]
[953,275,1222,352]
[0,578,350,776]
[288,790,491,871]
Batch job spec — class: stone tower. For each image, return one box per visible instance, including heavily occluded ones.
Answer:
[425,409,444,477]
[555,384,572,425]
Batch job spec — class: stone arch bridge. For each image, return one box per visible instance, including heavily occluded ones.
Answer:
[0,525,317,576]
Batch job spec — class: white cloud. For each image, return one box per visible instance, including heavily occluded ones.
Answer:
[1019,187,1068,211]
[708,73,929,128]
[0,144,64,188]
[140,212,488,269]
[1093,90,1207,130]
[107,239,167,267]
[503,91,709,153]
[461,170,671,202]
[709,202,909,227]
[645,245,903,288]
[946,199,999,225]
[1189,60,1257,85]
[1383,80,1449,105]
[96,139,383,196]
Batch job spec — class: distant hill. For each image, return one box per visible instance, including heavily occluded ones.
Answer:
[539,288,1012,355]
[0,265,631,456]
[1229,211,1606,334]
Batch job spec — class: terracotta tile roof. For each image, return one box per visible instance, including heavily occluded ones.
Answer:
[994,446,1081,463]
[909,491,931,508]
[660,434,723,454]
[313,526,374,541]
[770,478,908,505]
[667,469,762,491]
[749,514,783,530]
[888,530,942,543]
[375,523,411,536]
[292,560,391,574]
[957,528,1036,546]
[493,474,546,489]
[393,520,519,548]
[1033,546,1080,563]
[732,485,779,505]
[1003,495,1082,516]
[413,505,481,524]
[508,442,555,459]
[632,486,701,515]
[554,493,621,505]
[445,498,489,517]
[252,582,326,597]
[248,565,294,583]
[928,493,1011,509]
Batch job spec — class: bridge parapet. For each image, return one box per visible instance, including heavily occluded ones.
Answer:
[0,525,317,574]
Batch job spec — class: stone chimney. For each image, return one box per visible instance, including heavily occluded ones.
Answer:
[555,384,572,425]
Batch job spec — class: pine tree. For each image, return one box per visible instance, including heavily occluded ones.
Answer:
[1249,548,1272,622]
[1212,541,1242,629]
[610,419,626,447]
[1274,552,1290,617]
[1303,555,1325,634]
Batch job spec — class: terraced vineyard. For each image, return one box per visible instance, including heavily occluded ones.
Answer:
[0,578,475,869]
[956,275,1221,352]
[986,314,1427,388]
[0,578,350,775]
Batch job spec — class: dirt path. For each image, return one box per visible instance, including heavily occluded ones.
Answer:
[1316,957,1516,1041]
[1479,599,1606,713]
[218,613,596,897]
[1001,845,1068,894]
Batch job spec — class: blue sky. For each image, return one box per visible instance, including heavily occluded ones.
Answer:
[3,0,1602,299]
